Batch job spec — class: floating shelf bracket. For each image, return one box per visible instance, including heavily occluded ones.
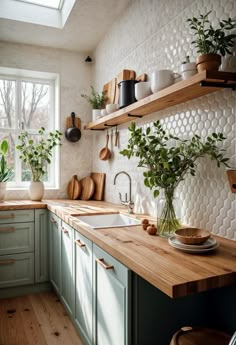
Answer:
[104,123,118,127]
[200,81,236,90]
[127,113,143,118]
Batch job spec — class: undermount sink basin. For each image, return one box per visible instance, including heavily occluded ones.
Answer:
[77,213,141,229]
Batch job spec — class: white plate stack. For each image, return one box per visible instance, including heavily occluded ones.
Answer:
[168,236,219,254]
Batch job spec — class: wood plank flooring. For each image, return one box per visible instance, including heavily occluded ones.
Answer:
[0,292,83,345]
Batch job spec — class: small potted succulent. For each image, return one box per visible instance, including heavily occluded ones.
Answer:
[180,55,197,80]
[0,139,13,200]
[81,86,107,121]
[16,127,62,201]
[187,11,236,72]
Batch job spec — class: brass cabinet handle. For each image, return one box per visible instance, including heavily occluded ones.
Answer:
[0,227,15,233]
[74,239,86,248]
[0,260,15,265]
[96,258,114,270]
[61,226,69,234]
[0,213,15,220]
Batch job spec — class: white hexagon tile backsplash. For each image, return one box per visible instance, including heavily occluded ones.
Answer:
[93,0,236,239]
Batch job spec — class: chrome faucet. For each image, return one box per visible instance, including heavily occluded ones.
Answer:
[113,171,134,214]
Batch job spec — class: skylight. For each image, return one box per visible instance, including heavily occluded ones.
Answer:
[15,0,64,9]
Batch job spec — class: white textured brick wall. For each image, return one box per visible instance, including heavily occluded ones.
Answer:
[0,42,94,199]
[93,0,236,239]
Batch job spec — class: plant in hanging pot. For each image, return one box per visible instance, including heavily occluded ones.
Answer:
[81,86,107,121]
[0,139,13,201]
[16,127,62,201]
[187,11,236,72]
[120,121,230,237]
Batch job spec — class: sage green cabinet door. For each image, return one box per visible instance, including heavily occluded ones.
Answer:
[74,230,93,345]
[0,210,34,224]
[0,222,34,255]
[93,245,131,345]
[35,209,48,283]
[0,253,34,288]
[49,212,61,294]
[60,221,74,317]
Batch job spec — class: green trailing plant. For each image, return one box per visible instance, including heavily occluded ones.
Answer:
[81,86,107,109]
[16,127,62,182]
[187,11,236,56]
[0,139,13,182]
[120,121,230,235]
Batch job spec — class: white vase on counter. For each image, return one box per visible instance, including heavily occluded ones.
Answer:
[0,182,7,201]
[29,181,44,201]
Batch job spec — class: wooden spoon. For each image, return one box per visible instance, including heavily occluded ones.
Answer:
[114,128,119,147]
[99,133,111,161]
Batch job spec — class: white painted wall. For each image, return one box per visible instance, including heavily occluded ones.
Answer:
[92,0,236,239]
[0,41,94,199]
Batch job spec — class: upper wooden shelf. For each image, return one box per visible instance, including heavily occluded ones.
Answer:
[84,71,236,130]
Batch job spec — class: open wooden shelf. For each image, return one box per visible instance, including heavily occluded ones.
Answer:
[84,70,236,130]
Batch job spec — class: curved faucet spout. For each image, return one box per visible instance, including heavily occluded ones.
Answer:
[113,171,133,213]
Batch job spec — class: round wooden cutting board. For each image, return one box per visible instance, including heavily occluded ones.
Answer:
[80,176,95,200]
[67,175,82,200]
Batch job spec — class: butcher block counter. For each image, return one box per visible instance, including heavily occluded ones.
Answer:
[0,199,236,299]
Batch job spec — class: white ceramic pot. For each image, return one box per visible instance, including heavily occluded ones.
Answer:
[151,69,180,93]
[29,181,44,201]
[106,103,119,114]
[92,109,101,121]
[101,109,107,117]
[135,82,152,100]
[180,62,197,80]
[0,182,7,201]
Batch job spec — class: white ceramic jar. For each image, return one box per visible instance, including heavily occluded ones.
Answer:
[135,82,152,100]
[151,69,179,93]
[180,62,197,80]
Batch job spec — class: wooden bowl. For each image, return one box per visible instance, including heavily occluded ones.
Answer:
[175,228,211,245]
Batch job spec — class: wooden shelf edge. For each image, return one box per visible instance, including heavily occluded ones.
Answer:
[84,71,236,130]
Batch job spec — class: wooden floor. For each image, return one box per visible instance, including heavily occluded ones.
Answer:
[0,292,83,345]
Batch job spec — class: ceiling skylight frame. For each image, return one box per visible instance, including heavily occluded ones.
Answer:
[15,0,64,10]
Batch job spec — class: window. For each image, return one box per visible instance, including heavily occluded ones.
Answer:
[0,68,60,189]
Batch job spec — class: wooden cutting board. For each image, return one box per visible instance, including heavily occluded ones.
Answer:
[136,73,147,82]
[66,116,81,129]
[79,176,95,200]
[115,69,136,103]
[103,78,116,105]
[67,175,82,200]
[91,173,106,201]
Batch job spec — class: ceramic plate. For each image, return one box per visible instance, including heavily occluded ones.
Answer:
[169,236,217,249]
[168,237,219,254]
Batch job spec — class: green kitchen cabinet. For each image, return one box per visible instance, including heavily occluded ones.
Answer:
[74,230,93,345]
[35,209,48,283]
[49,211,61,295]
[93,244,131,345]
[60,221,74,317]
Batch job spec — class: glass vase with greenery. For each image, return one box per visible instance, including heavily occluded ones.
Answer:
[120,121,229,237]
[16,127,62,182]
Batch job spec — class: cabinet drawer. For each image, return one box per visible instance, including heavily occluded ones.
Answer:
[0,253,34,288]
[0,222,34,255]
[0,210,34,224]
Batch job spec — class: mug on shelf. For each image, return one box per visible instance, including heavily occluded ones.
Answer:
[151,69,180,93]
[135,81,152,101]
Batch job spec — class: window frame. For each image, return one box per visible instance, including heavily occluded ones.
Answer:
[0,67,60,190]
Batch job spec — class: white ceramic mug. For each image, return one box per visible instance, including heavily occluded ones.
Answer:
[151,69,180,93]
[135,82,152,101]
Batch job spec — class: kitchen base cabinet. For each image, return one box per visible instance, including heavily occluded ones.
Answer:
[93,244,131,345]
[74,231,93,345]
[35,209,48,283]
[61,221,74,317]
[49,212,61,295]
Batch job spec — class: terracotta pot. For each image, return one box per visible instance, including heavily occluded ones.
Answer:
[196,54,221,72]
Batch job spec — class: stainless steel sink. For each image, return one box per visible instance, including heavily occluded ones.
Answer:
[76,213,141,229]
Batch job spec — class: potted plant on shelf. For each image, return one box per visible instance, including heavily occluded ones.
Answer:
[187,11,236,72]
[81,86,107,121]
[0,139,13,200]
[16,127,62,201]
[120,121,230,237]
[180,55,197,80]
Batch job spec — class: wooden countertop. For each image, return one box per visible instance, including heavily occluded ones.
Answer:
[1,199,236,298]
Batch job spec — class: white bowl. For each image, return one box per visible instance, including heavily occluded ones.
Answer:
[106,103,119,114]
[135,82,152,100]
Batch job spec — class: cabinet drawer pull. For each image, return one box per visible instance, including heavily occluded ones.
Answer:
[0,260,15,265]
[74,239,86,248]
[61,227,69,234]
[0,213,15,220]
[96,258,114,270]
[0,227,15,233]
[50,218,57,224]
